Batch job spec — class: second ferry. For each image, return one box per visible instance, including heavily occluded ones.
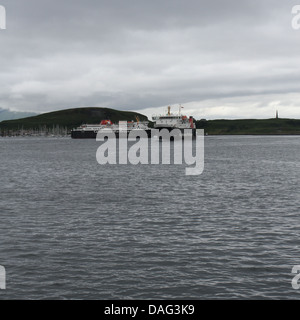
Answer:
[152,105,196,137]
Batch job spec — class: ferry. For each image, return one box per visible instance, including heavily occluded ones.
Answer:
[71,105,196,139]
[71,118,150,139]
[152,105,196,137]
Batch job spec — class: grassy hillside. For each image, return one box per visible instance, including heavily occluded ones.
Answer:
[1,107,299,135]
[196,118,300,135]
[0,107,149,131]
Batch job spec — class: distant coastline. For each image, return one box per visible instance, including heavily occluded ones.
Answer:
[196,118,300,135]
[0,107,299,136]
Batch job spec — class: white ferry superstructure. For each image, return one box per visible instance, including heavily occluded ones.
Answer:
[152,105,196,137]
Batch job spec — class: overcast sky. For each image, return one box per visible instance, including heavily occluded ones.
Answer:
[1,0,300,119]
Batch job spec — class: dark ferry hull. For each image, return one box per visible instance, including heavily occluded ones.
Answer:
[71,128,196,139]
[71,129,153,139]
[71,131,97,139]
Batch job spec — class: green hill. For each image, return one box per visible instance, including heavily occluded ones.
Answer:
[1,107,299,136]
[0,107,149,132]
[196,118,300,135]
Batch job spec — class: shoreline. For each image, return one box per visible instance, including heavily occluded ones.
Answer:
[1,133,300,138]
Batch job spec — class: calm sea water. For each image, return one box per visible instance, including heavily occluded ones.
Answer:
[0,135,300,300]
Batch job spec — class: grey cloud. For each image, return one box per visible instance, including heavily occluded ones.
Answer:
[0,0,300,118]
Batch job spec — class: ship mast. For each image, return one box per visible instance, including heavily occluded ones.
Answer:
[179,104,183,116]
[168,106,171,116]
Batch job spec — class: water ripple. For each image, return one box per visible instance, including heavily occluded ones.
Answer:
[0,136,300,299]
